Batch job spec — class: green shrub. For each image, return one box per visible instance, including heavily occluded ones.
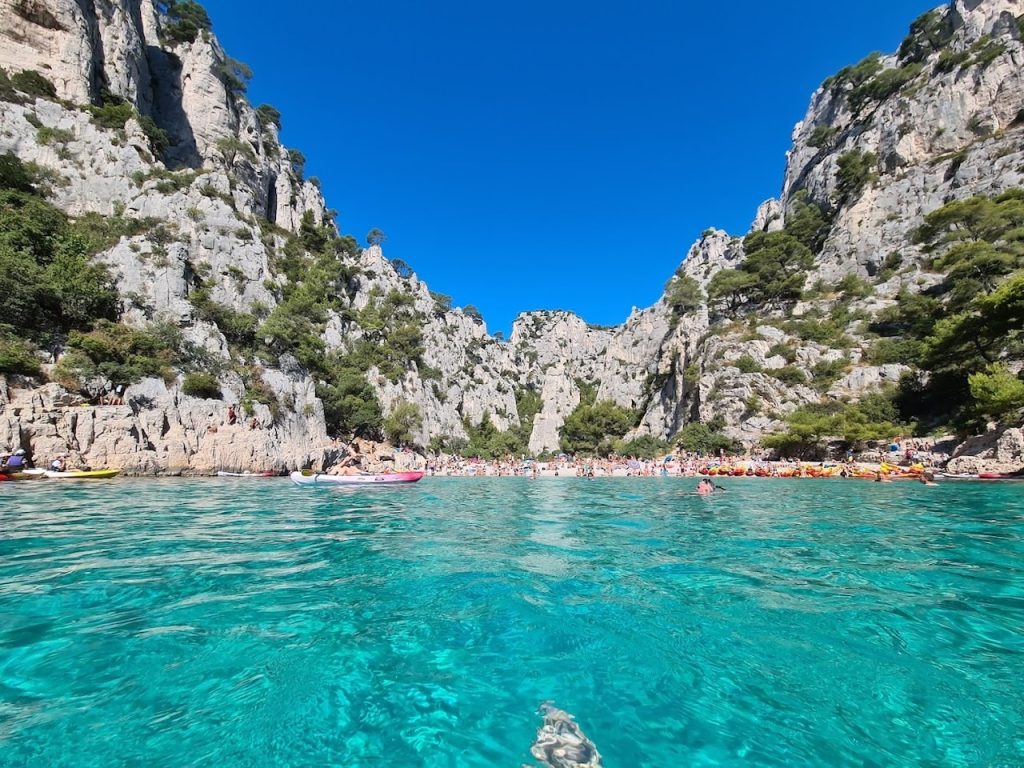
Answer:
[615,435,671,459]
[734,354,762,374]
[560,400,638,456]
[0,336,42,376]
[0,152,38,193]
[810,358,849,391]
[807,125,838,149]
[836,150,878,203]
[189,284,257,351]
[969,364,1024,421]
[255,103,281,129]
[0,68,21,103]
[0,183,120,341]
[767,342,797,363]
[835,273,874,299]
[899,9,955,64]
[868,337,925,366]
[87,102,134,130]
[161,0,212,44]
[182,371,221,399]
[822,53,882,93]
[239,371,281,422]
[772,365,808,386]
[137,114,169,156]
[55,320,181,397]
[36,126,74,146]
[674,422,740,455]
[664,270,704,318]
[934,48,970,74]
[287,148,305,178]
[785,317,853,348]
[383,400,422,446]
[847,63,922,111]
[218,57,251,96]
[784,191,832,254]
[11,70,56,99]
[876,252,904,282]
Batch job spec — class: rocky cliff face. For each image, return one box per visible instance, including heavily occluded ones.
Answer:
[624,0,1024,445]
[1,0,1022,472]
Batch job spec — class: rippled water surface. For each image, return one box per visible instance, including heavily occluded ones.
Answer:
[1,477,1023,766]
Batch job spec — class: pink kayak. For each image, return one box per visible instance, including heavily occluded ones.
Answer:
[290,470,424,486]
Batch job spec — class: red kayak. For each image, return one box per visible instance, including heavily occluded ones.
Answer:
[978,470,1024,480]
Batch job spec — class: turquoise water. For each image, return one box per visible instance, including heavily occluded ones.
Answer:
[1,478,1022,767]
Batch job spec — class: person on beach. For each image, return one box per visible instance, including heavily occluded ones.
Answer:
[3,449,31,470]
[227,405,236,425]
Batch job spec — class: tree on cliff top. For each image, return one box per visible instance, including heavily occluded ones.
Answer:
[159,1,212,45]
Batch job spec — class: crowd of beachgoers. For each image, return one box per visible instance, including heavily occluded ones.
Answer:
[425,448,945,479]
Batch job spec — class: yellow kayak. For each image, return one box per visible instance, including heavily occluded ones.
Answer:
[44,469,121,479]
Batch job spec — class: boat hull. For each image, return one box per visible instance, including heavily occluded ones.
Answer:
[44,469,121,479]
[290,470,424,486]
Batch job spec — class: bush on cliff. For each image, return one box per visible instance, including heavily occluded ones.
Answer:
[707,199,823,317]
[316,356,383,439]
[383,400,422,447]
[969,364,1024,422]
[835,150,878,204]
[0,336,42,377]
[664,270,704,320]
[762,394,904,458]
[159,1,212,45]
[11,70,56,100]
[891,190,1024,429]
[55,321,181,398]
[0,157,120,345]
[182,371,221,399]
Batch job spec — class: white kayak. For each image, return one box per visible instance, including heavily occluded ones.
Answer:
[216,471,276,478]
[290,470,424,486]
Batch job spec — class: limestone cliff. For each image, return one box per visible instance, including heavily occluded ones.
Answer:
[1,0,1022,472]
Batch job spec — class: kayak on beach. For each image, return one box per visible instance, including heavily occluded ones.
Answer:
[3,469,47,481]
[978,470,1024,480]
[290,470,424,486]
[44,469,121,479]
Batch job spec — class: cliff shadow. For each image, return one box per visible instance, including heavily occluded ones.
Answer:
[145,45,200,169]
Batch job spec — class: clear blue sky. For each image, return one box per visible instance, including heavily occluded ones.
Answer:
[202,0,936,335]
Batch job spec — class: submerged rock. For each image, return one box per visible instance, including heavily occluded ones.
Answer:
[528,703,603,768]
